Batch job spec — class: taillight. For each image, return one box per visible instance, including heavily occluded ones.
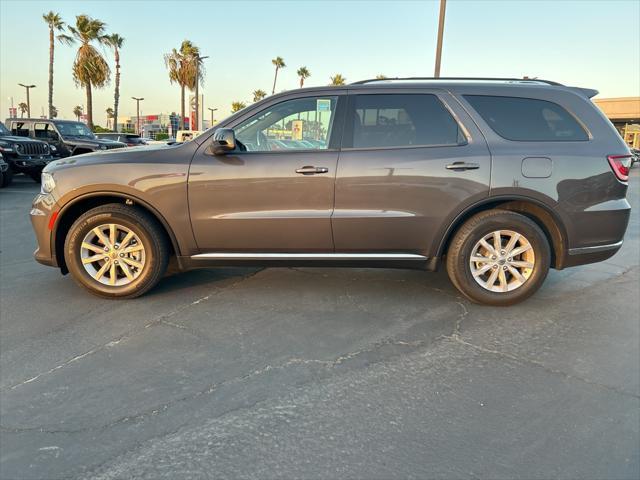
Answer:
[607,155,632,182]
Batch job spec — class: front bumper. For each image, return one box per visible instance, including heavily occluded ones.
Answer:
[9,155,56,173]
[30,192,59,268]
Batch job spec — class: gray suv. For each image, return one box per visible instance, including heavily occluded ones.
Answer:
[30,78,632,305]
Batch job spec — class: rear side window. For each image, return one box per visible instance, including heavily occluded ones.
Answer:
[465,95,588,141]
[350,94,463,148]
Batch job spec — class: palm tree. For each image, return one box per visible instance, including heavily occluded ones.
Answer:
[73,105,83,121]
[42,11,73,119]
[68,15,111,129]
[375,74,387,79]
[106,33,124,132]
[271,56,285,94]
[106,107,114,129]
[231,101,247,113]
[330,74,346,86]
[165,40,202,129]
[252,89,267,103]
[297,66,310,88]
[18,102,28,118]
[50,105,58,118]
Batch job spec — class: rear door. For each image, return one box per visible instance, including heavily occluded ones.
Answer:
[332,89,491,255]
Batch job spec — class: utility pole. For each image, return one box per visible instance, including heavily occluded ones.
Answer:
[194,54,209,131]
[132,97,144,135]
[433,0,447,78]
[208,107,218,127]
[18,83,36,118]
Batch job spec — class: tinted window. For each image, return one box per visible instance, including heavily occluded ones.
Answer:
[235,96,338,152]
[351,94,462,148]
[34,123,58,140]
[465,95,588,141]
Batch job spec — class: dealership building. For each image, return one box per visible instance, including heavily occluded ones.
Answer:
[594,96,640,148]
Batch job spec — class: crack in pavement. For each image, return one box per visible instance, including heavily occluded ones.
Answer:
[2,269,264,392]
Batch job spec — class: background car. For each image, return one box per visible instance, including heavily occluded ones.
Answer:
[0,121,55,183]
[95,132,148,146]
[0,151,9,187]
[5,118,126,157]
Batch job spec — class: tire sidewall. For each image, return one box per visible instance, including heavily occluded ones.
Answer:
[454,214,550,305]
[65,210,160,298]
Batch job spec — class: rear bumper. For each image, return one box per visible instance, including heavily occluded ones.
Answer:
[563,241,623,268]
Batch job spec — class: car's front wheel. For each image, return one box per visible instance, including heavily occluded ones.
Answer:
[64,204,169,298]
[446,210,550,306]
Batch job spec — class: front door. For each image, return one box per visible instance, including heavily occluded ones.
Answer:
[332,90,491,255]
[188,93,345,252]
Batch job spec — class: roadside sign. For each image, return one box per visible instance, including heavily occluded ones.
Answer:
[317,99,331,112]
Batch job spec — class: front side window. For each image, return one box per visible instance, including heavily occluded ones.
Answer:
[464,95,589,141]
[34,123,58,140]
[235,96,338,152]
[350,94,463,149]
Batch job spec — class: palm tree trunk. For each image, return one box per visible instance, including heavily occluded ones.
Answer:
[180,85,185,130]
[300,77,303,88]
[272,67,279,95]
[48,28,54,119]
[113,48,120,132]
[85,82,93,129]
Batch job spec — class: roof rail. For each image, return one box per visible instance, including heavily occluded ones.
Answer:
[350,77,564,86]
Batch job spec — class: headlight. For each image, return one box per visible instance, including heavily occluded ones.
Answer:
[50,145,57,152]
[13,144,22,153]
[41,172,56,194]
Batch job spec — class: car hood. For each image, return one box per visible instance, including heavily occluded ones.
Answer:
[43,143,181,172]
[0,135,48,144]
[63,136,124,147]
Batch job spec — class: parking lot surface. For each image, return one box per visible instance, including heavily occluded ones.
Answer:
[1,171,638,479]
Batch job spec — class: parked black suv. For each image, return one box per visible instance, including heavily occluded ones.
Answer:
[5,118,126,158]
[31,78,632,304]
[0,121,55,184]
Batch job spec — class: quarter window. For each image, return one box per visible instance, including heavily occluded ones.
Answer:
[235,96,339,152]
[11,122,30,137]
[350,94,463,148]
[464,95,588,141]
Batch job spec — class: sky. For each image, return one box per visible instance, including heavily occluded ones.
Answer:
[1,0,639,125]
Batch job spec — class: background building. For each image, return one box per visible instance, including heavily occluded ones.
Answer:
[594,97,640,148]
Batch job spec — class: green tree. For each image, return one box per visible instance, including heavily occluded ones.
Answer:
[73,105,83,121]
[375,74,387,79]
[106,33,124,132]
[329,74,346,86]
[18,102,28,118]
[252,89,267,103]
[42,11,73,119]
[68,15,111,129]
[297,66,310,88]
[231,101,247,113]
[271,56,285,94]
[165,40,203,129]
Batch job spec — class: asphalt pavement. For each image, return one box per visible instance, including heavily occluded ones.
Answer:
[0,169,638,479]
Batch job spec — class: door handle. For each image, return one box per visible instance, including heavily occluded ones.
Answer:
[295,166,329,175]
[445,162,480,171]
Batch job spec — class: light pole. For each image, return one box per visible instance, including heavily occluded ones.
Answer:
[194,54,209,130]
[208,107,218,127]
[132,97,144,135]
[18,83,36,118]
[433,0,447,78]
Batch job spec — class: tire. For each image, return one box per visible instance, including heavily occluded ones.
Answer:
[446,209,550,306]
[1,168,13,187]
[64,203,169,298]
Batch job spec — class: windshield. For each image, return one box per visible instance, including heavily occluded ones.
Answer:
[56,122,95,139]
[0,122,9,135]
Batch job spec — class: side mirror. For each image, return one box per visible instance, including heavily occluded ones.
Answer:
[211,128,236,155]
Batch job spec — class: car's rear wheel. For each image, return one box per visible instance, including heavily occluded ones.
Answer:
[446,210,550,306]
[64,204,169,298]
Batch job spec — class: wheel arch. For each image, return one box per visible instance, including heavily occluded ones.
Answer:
[436,196,569,269]
[53,192,181,274]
